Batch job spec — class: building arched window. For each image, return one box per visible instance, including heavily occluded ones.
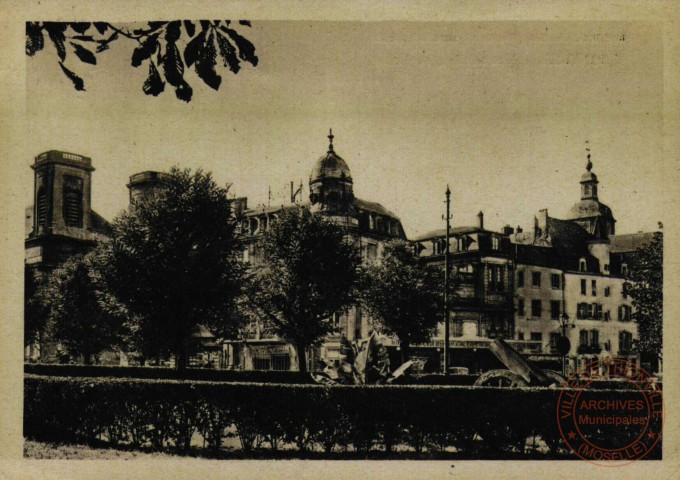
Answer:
[579,258,587,272]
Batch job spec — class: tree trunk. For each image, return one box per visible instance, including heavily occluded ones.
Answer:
[175,335,188,372]
[400,340,410,365]
[296,342,307,374]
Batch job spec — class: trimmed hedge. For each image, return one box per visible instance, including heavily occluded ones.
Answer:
[24,364,312,384]
[24,373,660,459]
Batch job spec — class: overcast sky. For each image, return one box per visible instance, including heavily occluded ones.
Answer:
[25,21,664,237]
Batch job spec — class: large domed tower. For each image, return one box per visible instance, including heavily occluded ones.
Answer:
[566,153,616,239]
[309,130,358,227]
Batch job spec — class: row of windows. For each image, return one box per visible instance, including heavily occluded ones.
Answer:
[517,330,633,353]
[518,271,628,300]
[517,271,561,289]
[517,299,632,321]
[579,279,627,298]
[517,299,562,319]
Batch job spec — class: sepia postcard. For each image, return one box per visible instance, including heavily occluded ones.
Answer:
[1,1,679,479]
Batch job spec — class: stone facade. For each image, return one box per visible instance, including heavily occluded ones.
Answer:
[512,156,649,374]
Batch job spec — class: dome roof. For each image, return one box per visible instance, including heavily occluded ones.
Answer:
[309,129,353,184]
[310,151,352,184]
[567,199,613,220]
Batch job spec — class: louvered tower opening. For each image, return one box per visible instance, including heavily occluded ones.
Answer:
[63,184,83,228]
[36,187,47,230]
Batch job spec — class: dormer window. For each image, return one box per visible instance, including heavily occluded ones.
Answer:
[491,236,500,250]
[579,258,587,272]
[622,263,628,277]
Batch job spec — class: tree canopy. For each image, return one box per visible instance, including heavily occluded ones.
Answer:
[359,240,446,363]
[40,250,124,364]
[103,167,244,369]
[242,206,360,373]
[24,267,49,347]
[26,21,258,102]
[625,223,663,362]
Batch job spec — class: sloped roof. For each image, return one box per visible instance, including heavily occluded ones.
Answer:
[191,325,216,339]
[513,216,601,271]
[412,226,482,242]
[355,198,400,220]
[609,232,655,253]
[90,210,112,236]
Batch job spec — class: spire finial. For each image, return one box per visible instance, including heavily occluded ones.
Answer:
[586,153,592,172]
[327,128,334,152]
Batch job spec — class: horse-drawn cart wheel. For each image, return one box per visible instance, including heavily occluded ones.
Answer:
[473,369,528,387]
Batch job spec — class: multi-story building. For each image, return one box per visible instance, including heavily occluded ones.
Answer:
[512,156,650,374]
[225,131,407,371]
[411,216,531,372]
[24,147,657,374]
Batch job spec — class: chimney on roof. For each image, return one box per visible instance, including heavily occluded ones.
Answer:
[538,209,549,236]
[503,225,514,235]
[517,225,523,234]
[478,211,484,230]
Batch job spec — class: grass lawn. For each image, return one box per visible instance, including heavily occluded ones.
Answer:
[24,440,175,460]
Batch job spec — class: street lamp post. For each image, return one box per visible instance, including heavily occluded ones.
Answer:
[443,186,451,375]
[558,312,573,376]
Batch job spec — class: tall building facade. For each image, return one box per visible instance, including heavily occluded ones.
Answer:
[512,156,648,374]
[226,131,406,371]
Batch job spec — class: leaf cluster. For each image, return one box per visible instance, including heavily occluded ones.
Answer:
[358,241,447,347]
[242,206,360,350]
[624,223,663,357]
[37,250,125,362]
[26,20,258,101]
[104,168,244,361]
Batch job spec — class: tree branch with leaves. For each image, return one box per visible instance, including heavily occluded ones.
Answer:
[624,222,663,367]
[241,206,360,373]
[26,20,258,102]
[358,240,449,364]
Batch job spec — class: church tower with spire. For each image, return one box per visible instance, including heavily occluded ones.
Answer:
[566,152,616,239]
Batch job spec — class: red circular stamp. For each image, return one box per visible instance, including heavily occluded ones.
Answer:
[556,358,664,467]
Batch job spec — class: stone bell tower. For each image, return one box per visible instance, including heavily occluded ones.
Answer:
[25,150,100,269]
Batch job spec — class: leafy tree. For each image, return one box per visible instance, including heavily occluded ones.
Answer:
[24,267,49,348]
[26,20,258,102]
[41,250,123,364]
[625,223,663,364]
[103,168,243,370]
[358,240,446,364]
[242,206,360,373]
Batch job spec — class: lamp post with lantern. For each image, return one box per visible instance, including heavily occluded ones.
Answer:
[558,312,573,376]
